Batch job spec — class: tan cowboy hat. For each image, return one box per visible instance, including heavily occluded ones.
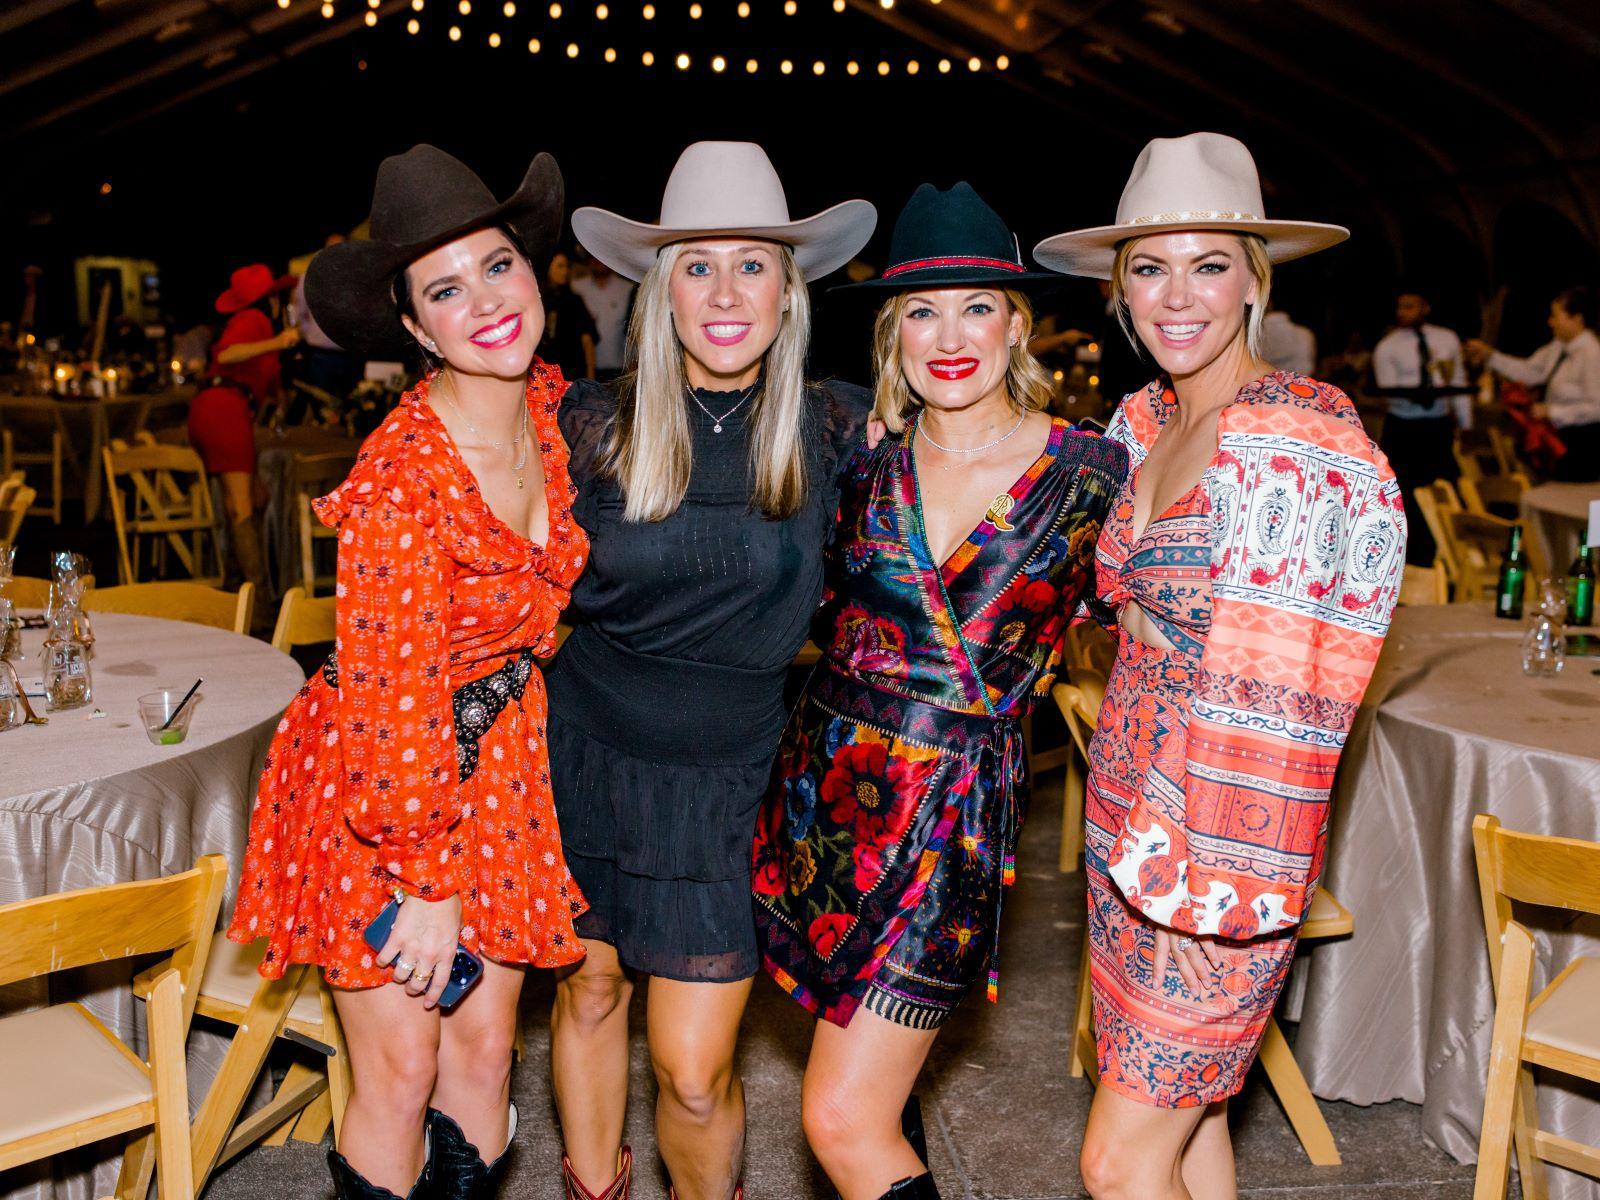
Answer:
[571,141,876,282]
[1032,132,1349,279]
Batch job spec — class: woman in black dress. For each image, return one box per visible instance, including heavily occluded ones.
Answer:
[545,141,876,1200]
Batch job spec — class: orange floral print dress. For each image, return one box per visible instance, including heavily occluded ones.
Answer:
[229,366,589,987]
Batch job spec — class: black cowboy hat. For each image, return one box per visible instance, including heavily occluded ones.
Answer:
[305,144,564,357]
[835,181,1059,293]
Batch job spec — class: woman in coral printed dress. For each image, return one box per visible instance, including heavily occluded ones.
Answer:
[230,145,587,1200]
[1033,133,1405,1198]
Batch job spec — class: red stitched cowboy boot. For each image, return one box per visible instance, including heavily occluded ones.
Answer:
[562,1145,632,1200]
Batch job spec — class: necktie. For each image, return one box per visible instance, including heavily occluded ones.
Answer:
[1414,327,1439,412]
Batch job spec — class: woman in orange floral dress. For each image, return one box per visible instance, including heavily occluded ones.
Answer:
[230,146,587,1200]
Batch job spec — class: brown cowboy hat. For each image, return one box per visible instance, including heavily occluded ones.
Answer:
[304,144,564,357]
[215,263,296,314]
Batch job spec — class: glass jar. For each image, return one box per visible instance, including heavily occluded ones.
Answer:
[1521,610,1567,677]
[0,599,20,661]
[41,608,92,710]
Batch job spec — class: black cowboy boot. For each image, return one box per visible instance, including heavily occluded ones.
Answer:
[900,1094,929,1165]
[429,1103,518,1199]
[327,1147,431,1200]
[876,1173,941,1200]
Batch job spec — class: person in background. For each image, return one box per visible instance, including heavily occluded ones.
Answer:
[189,263,299,595]
[1260,304,1316,375]
[538,249,598,380]
[1468,285,1600,482]
[1034,132,1404,1200]
[1372,289,1467,564]
[571,252,634,381]
[292,232,367,399]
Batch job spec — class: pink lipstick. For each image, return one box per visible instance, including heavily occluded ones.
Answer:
[470,313,523,349]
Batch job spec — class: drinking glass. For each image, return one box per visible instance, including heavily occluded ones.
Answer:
[1522,611,1567,677]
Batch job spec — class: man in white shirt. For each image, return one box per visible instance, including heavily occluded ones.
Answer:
[1259,307,1316,376]
[1373,290,1470,563]
[572,255,635,381]
[1468,285,1600,482]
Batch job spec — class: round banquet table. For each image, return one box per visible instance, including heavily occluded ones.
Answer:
[1521,481,1600,577]
[0,613,304,1200]
[1295,604,1600,1199]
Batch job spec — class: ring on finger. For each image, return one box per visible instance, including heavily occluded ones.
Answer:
[1175,937,1195,952]
[412,966,435,983]
[394,955,414,975]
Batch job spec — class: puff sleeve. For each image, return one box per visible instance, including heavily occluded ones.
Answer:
[332,493,467,900]
[1107,387,1406,939]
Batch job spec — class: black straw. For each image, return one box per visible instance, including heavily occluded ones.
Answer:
[160,678,203,730]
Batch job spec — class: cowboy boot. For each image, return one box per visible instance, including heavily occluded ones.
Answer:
[429,1103,518,1199]
[327,1147,431,1200]
[563,1144,633,1200]
[876,1173,941,1200]
[901,1094,929,1166]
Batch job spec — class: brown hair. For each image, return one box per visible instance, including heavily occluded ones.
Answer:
[869,288,1054,434]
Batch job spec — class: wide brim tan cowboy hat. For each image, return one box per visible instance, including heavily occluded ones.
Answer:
[1033,132,1349,280]
[572,141,876,282]
[305,145,563,357]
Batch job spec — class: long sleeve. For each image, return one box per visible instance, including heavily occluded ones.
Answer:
[334,500,467,899]
[1548,336,1600,428]
[1489,339,1563,388]
[1107,394,1405,939]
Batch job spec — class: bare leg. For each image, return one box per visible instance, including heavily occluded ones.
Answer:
[1180,1101,1235,1200]
[1080,1084,1211,1200]
[551,939,634,1189]
[802,1006,937,1200]
[219,471,254,526]
[331,981,442,1193]
[434,955,525,1158]
[645,974,753,1200]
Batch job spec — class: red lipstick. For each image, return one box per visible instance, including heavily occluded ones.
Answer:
[927,357,979,381]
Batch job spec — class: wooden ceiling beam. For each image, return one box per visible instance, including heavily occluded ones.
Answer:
[0,0,78,38]
[0,0,211,98]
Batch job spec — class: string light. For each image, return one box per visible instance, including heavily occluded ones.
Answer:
[780,58,793,73]
[746,57,758,71]
[448,22,461,36]
[1087,342,1100,353]
[643,2,654,14]
[737,1,749,13]
[712,53,726,71]
[528,35,541,49]
[676,51,690,68]
[488,29,501,44]
[503,0,515,12]
[845,59,858,74]
[1088,374,1100,387]
[369,0,380,7]
[320,2,334,16]
[689,2,701,14]
[412,0,424,8]
[937,56,950,71]
[812,59,825,73]
[782,0,795,11]
[407,16,420,30]
[995,53,1009,68]
[833,0,844,9]
[906,58,918,72]
[458,0,469,11]
[363,7,376,20]
[566,40,579,54]
[596,2,608,14]
[277,0,290,8]
[1052,369,1065,382]
[876,59,888,74]
[967,54,981,70]
[549,2,561,15]
[642,48,655,62]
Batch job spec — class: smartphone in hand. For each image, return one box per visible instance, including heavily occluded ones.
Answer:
[363,897,484,1009]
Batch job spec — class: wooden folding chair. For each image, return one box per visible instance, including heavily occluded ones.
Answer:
[271,586,337,654]
[1471,815,1600,1199]
[85,581,255,635]
[1070,848,1354,1165]
[132,935,351,1190]
[1459,471,1531,520]
[1,485,36,545]
[1050,670,1105,872]
[1400,561,1450,605]
[2,426,63,525]
[0,855,227,1200]
[102,443,224,585]
[292,451,356,597]
[1450,509,1546,602]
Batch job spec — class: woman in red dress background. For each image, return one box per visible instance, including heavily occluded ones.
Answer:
[230,145,585,1200]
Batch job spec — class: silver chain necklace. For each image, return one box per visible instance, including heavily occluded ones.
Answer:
[918,409,1026,462]
[437,373,531,488]
[686,382,757,433]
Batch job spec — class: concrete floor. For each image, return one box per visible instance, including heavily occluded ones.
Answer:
[204,768,1482,1200]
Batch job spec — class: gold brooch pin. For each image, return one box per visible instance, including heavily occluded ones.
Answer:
[987,494,1016,531]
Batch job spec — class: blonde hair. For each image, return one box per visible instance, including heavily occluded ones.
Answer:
[605,242,813,522]
[869,288,1055,434]
[1108,232,1273,359]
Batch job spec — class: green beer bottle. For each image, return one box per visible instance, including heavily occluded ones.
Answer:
[1568,536,1595,627]
[1495,524,1527,620]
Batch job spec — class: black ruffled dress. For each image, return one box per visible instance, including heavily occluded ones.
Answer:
[546,377,870,981]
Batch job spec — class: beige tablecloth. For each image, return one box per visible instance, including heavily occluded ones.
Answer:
[1522,482,1600,577]
[0,613,303,1200]
[1297,604,1600,1198]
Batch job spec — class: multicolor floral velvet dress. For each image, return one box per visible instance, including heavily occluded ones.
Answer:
[229,368,590,988]
[754,416,1127,1029]
[1084,372,1405,1106]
